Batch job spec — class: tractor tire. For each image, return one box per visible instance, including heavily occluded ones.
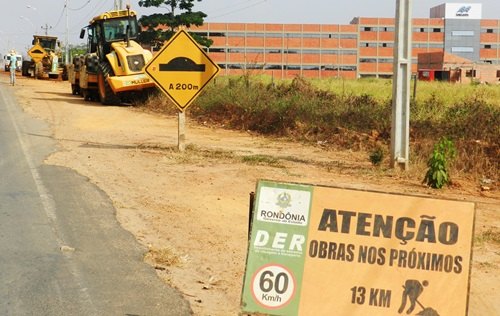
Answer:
[71,83,80,95]
[97,61,121,105]
[35,62,44,79]
[81,88,90,101]
[22,61,31,77]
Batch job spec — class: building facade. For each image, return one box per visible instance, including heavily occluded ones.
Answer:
[189,2,500,79]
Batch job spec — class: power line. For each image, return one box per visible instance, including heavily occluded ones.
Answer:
[206,0,269,20]
[70,0,113,32]
[53,7,66,29]
[69,0,92,11]
[204,0,266,15]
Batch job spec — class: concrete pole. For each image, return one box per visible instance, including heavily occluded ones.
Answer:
[390,0,412,170]
[65,0,69,64]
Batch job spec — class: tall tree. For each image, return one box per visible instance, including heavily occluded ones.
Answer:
[138,0,212,48]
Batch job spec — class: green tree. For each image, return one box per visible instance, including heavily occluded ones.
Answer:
[138,0,212,48]
[69,44,87,58]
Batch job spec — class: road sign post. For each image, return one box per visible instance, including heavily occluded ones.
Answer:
[145,29,220,151]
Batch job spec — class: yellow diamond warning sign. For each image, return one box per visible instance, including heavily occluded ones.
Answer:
[28,43,47,63]
[145,29,220,111]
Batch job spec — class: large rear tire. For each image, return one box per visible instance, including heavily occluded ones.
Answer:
[21,61,31,77]
[71,84,79,95]
[97,61,121,105]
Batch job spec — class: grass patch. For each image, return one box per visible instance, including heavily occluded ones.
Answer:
[278,155,310,164]
[241,154,284,168]
[475,228,500,245]
[140,75,499,181]
[145,247,181,267]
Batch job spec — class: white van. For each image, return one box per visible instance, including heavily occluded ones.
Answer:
[4,54,23,71]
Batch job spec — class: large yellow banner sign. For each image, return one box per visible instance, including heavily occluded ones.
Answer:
[241,181,475,316]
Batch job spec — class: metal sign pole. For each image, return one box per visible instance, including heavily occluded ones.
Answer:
[144,29,220,152]
[390,0,412,170]
[178,111,186,152]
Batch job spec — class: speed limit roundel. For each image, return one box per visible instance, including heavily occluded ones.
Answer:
[251,264,296,309]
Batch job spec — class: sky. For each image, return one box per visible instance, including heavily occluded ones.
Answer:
[1,0,499,56]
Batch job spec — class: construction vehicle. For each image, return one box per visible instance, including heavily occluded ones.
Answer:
[22,35,64,79]
[4,51,23,72]
[70,5,155,105]
[67,55,84,96]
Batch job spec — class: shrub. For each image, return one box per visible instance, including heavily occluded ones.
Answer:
[140,75,498,181]
[423,138,457,189]
[369,145,385,166]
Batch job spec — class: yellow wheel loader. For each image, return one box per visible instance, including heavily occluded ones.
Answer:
[72,5,156,105]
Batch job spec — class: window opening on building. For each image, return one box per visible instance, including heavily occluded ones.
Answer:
[340,34,357,39]
[378,58,393,63]
[324,33,339,39]
[452,31,474,36]
[452,47,474,53]
[465,69,476,77]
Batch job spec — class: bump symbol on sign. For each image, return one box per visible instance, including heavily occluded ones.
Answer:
[159,57,206,72]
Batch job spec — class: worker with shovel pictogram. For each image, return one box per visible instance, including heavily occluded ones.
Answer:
[398,279,439,316]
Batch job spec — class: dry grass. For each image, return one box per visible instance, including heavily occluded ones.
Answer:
[137,76,499,184]
[475,228,500,245]
[145,247,182,267]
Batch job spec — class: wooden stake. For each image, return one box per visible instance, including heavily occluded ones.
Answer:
[178,111,186,152]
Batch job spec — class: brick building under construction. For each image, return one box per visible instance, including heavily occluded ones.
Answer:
[189,2,500,83]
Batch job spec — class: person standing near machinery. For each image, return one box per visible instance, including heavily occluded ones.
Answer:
[8,50,17,85]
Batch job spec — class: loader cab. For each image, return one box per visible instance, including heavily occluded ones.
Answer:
[81,25,99,54]
[102,17,139,43]
[81,10,139,61]
[32,36,59,54]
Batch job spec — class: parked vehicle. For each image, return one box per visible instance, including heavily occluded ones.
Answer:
[22,35,64,79]
[4,52,23,72]
[69,5,155,104]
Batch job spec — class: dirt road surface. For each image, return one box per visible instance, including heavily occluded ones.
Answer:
[5,74,499,315]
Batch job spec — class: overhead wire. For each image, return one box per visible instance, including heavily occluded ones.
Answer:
[69,0,92,11]
[52,6,66,29]
[203,0,265,15]
[70,0,113,32]
[205,0,269,20]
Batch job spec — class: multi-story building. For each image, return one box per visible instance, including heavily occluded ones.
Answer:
[189,2,500,80]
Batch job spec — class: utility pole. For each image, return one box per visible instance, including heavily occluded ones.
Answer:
[41,24,52,35]
[65,0,69,64]
[390,0,412,170]
[114,0,123,10]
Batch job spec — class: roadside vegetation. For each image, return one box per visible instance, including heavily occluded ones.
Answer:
[139,75,499,187]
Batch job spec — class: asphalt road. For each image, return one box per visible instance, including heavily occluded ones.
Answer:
[0,79,192,316]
